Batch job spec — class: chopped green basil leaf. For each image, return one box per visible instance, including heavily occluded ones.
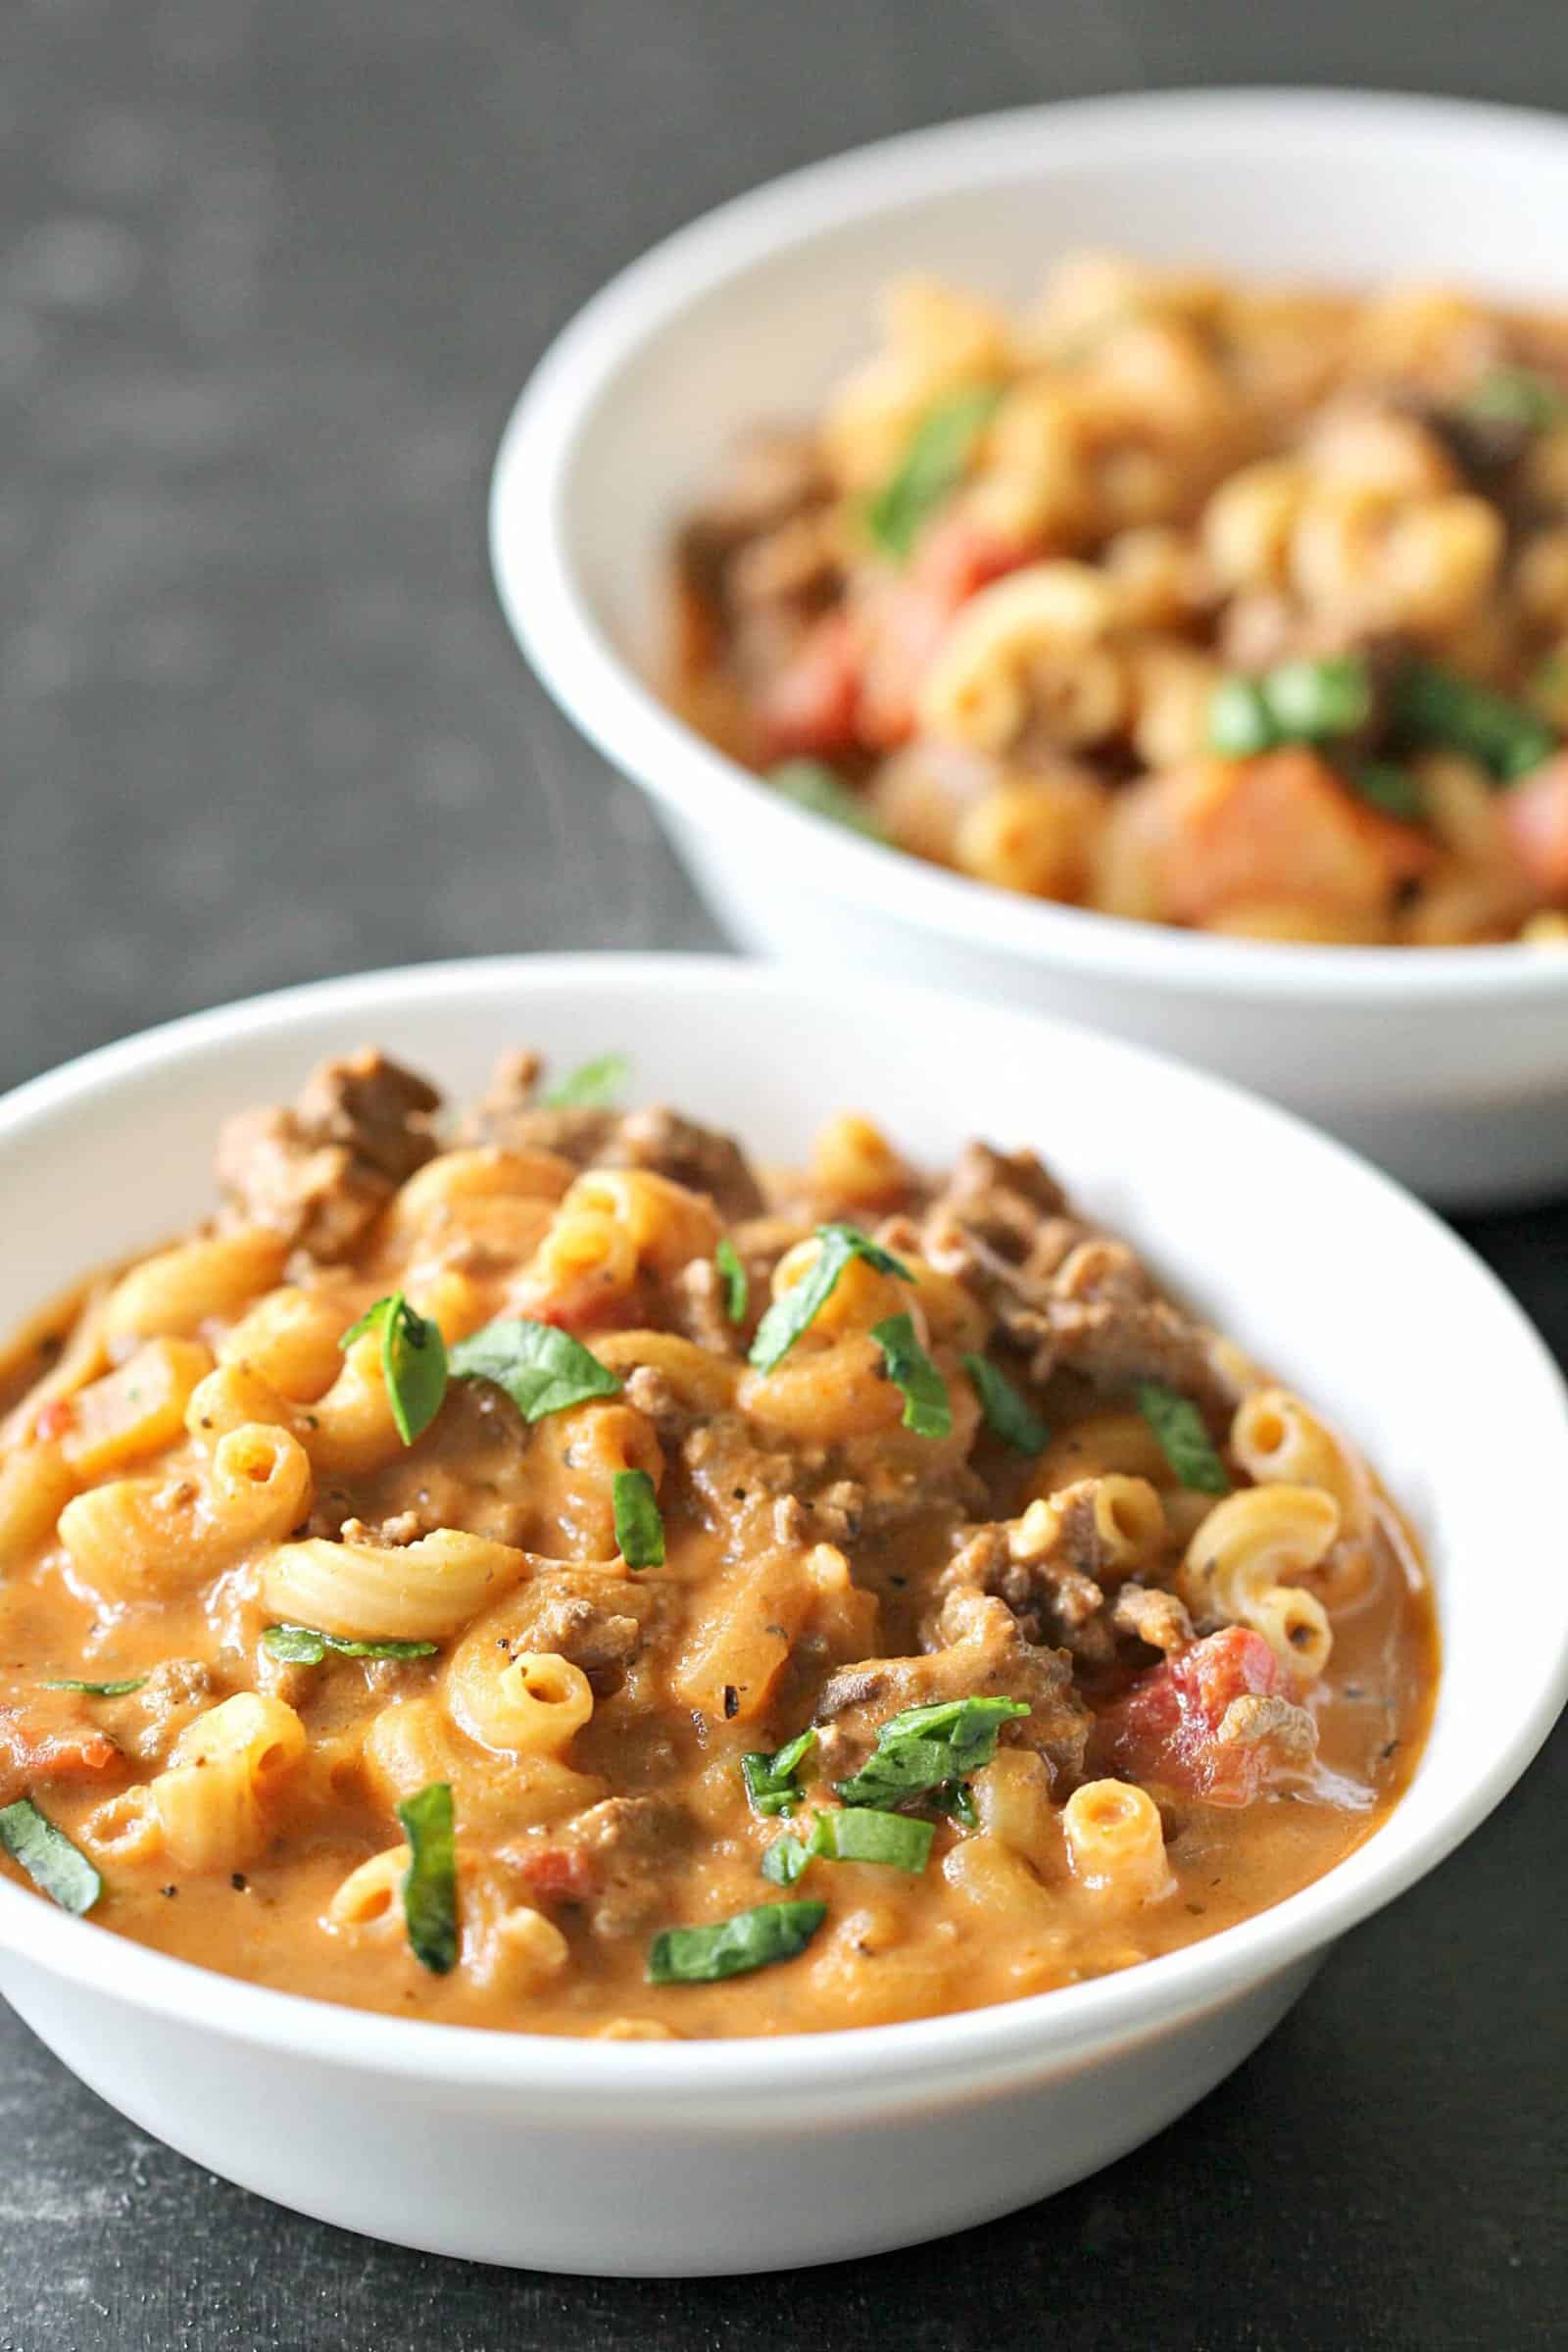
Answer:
[715,1236,749,1324]
[612,1468,664,1568]
[341,1292,448,1446]
[929,1781,979,1830]
[960,1353,1048,1454]
[1392,659,1557,783]
[1261,653,1374,741]
[869,1312,952,1440]
[769,760,886,841]
[0,1797,101,1916]
[396,1781,459,1975]
[865,383,1004,562]
[448,1317,621,1422]
[1350,761,1425,822]
[760,1830,813,1886]
[742,1727,817,1819]
[808,1806,934,1874]
[1211,656,1375,758]
[748,1224,913,1375]
[762,1803,936,1883]
[541,1053,632,1109]
[1207,676,1279,758]
[1137,1381,1231,1494]
[41,1676,146,1697]
[263,1624,438,1666]
[1464,366,1568,432]
[646,1899,827,1984]
[836,1694,1030,1808]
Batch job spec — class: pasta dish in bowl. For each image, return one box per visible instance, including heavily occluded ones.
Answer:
[0,1041,1437,2035]
[0,955,1561,2272]
[491,90,1568,1202]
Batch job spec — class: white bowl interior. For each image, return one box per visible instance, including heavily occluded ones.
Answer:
[1,954,1565,2097]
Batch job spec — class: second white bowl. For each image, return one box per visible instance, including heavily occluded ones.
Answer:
[490,89,1568,1206]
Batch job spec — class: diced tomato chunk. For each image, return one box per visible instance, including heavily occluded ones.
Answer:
[858,517,1035,749]
[1123,750,1435,924]
[758,611,864,760]
[0,1703,121,1810]
[509,1843,597,1905]
[1092,1627,1285,1806]
[31,1398,76,1443]
[1500,752,1568,898]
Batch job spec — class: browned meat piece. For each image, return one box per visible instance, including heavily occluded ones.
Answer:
[506,1793,692,1936]
[813,1590,1090,1790]
[667,1255,743,1356]
[1214,1690,1318,1771]
[294,1053,442,1186]
[612,1106,764,1221]
[523,1592,644,1697]
[1026,1293,1243,1426]
[460,1054,764,1220]
[491,1566,661,1700]
[674,428,834,610]
[939,1504,1111,1665]
[117,1659,216,1765]
[1108,1583,1194,1655]
[215,1049,441,1259]
[919,1140,1241,1426]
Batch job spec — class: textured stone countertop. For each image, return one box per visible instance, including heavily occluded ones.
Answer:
[2,3,1566,2345]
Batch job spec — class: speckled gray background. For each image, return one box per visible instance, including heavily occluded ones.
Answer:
[3,3,1567,2347]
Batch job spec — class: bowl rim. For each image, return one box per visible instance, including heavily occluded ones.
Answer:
[1,951,1566,2110]
[490,84,1568,1010]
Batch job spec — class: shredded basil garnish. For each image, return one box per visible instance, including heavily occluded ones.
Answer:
[612,1468,664,1569]
[760,1830,813,1886]
[870,1312,952,1440]
[41,1676,146,1697]
[961,1353,1048,1454]
[742,1728,816,1819]
[0,1797,102,1916]
[714,1236,749,1324]
[341,1292,448,1446]
[263,1625,438,1666]
[646,1899,827,1984]
[1464,366,1568,432]
[1137,1381,1231,1494]
[865,384,1004,562]
[396,1781,459,1975]
[541,1053,632,1109]
[1391,660,1557,784]
[768,760,886,840]
[929,1781,979,1830]
[748,1225,913,1375]
[836,1695,1030,1809]
[448,1317,621,1422]
[1350,761,1425,822]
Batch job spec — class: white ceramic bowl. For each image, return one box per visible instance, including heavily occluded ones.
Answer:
[490,89,1568,1208]
[0,955,1565,2273]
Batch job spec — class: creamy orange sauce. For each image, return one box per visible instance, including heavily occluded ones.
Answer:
[0,1053,1438,2038]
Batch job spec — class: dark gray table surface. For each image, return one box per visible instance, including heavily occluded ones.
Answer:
[3,4,1567,2346]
